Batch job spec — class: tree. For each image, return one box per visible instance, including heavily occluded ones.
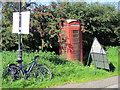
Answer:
[1,2,66,51]
[1,1,120,52]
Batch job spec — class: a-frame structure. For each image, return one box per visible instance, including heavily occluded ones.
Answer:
[86,37,110,71]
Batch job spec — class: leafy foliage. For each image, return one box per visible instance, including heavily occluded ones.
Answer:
[1,47,119,88]
[1,2,120,52]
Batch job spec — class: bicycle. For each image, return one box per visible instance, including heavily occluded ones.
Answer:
[2,55,52,81]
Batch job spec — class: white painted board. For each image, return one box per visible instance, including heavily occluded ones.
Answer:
[12,11,30,34]
[90,37,106,54]
[90,37,110,70]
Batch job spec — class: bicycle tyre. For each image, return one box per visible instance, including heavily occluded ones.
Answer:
[33,65,52,81]
[2,65,18,81]
[2,67,9,79]
[2,67,13,81]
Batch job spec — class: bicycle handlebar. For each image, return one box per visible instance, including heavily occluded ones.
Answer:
[33,55,39,60]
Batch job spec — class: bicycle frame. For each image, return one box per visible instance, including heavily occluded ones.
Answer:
[19,60,37,76]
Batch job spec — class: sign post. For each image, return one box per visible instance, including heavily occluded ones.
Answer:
[12,0,30,66]
[16,0,23,66]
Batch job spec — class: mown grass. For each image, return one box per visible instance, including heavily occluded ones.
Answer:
[1,46,119,88]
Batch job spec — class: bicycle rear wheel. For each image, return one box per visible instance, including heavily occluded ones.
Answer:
[34,65,52,81]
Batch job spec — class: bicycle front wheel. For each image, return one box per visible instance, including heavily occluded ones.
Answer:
[2,64,18,81]
[34,65,52,81]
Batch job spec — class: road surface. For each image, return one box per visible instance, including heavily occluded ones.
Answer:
[50,76,119,88]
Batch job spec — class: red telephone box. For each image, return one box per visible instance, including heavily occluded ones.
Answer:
[59,19,83,63]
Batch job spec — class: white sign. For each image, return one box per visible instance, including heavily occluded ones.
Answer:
[90,37,110,70]
[90,37,106,54]
[12,11,30,34]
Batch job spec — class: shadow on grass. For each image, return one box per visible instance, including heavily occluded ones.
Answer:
[109,62,115,72]
[85,59,115,72]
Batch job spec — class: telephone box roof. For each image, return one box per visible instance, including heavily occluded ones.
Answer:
[66,19,78,23]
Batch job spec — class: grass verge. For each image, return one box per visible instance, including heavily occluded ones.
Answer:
[1,46,119,88]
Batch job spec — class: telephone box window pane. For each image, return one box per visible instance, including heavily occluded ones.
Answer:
[75,46,79,49]
[73,51,80,54]
[75,46,80,49]
[62,47,66,51]
[74,55,79,59]
[61,44,66,46]
[61,30,66,39]
[73,38,79,42]
[62,30,66,34]
[73,30,78,33]
[61,34,66,39]
[73,34,79,37]
[74,43,79,45]
[76,50,80,54]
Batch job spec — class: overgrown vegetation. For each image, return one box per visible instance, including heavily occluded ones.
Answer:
[1,1,119,88]
[1,2,120,51]
[2,46,119,88]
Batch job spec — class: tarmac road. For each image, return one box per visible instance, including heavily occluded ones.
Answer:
[106,83,119,88]
[50,76,119,88]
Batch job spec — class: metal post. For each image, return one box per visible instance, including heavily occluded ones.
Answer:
[86,51,91,66]
[16,0,23,66]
